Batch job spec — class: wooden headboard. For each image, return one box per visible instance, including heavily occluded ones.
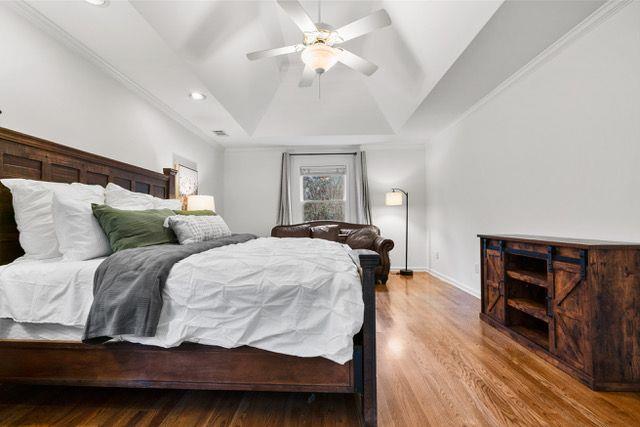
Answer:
[0,126,176,264]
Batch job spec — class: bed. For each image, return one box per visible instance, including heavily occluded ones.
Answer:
[0,127,378,426]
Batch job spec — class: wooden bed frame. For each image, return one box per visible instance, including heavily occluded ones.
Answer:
[0,127,379,426]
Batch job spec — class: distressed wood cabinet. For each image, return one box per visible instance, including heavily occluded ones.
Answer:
[479,234,640,391]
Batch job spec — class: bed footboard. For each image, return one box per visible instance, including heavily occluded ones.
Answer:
[357,251,379,427]
[0,252,379,427]
[0,341,356,392]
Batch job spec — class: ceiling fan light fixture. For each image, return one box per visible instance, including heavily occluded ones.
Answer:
[246,1,391,84]
[85,0,109,6]
[301,43,338,74]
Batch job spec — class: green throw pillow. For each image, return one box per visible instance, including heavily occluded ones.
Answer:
[172,209,216,216]
[92,204,177,252]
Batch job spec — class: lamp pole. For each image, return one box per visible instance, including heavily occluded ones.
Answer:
[392,188,413,276]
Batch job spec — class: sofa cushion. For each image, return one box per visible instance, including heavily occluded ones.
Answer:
[272,224,311,238]
[345,227,379,249]
[340,228,355,236]
[311,224,339,241]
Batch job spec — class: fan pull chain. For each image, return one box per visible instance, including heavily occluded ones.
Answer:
[318,0,321,100]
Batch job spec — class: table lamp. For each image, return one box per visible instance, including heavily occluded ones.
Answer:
[186,195,215,212]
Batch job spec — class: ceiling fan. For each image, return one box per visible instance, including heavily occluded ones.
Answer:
[246,0,391,87]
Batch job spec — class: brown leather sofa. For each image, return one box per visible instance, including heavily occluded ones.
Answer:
[271,221,394,284]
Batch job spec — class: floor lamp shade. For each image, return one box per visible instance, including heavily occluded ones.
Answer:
[385,192,403,206]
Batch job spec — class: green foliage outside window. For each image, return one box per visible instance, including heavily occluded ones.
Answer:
[301,175,345,221]
[303,201,344,221]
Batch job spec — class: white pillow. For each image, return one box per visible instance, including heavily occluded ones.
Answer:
[106,182,182,210]
[1,179,66,259]
[62,182,105,201]
[153,198,182,210]
[0,179,105,260]
[164,215,231,244]
[52,191,111,261]
[105,183,154,210]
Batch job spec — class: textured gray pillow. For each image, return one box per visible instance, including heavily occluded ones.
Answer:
[164,215,231,244]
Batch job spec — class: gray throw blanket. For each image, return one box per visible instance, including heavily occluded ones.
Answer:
[83,233,256,343]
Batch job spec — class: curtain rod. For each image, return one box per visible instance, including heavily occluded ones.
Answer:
[288,152,357,156]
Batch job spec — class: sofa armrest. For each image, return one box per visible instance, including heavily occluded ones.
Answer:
[373,237,394,255]
[373,236,394,267]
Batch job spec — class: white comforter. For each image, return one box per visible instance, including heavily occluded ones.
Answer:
[0,237,364,363]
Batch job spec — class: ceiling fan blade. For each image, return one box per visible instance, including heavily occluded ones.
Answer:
[299,65,316,87]
[277,0,318,33]
[335,9,391,43]
[336,49,378,76]
[246,44,301,60]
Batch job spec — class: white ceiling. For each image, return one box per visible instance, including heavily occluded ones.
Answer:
[18,0,603,147]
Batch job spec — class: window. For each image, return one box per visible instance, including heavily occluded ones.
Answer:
[300,166,346,221]
[290,154,356,223]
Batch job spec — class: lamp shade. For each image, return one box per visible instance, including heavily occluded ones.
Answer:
[187,195,215,211]
[301,44,338,74]
[385,191,403,206]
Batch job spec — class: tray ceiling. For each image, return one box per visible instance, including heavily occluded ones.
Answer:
[17,0,603,147]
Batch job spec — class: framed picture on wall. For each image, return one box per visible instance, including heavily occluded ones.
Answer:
[175,163,198,199]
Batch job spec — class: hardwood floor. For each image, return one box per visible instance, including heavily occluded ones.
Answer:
[1,272,639,426]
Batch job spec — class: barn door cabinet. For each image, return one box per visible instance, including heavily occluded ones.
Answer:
[479,234,640,391]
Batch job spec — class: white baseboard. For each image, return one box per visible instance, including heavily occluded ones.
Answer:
[390,266,429,272]
[425,268,480,299]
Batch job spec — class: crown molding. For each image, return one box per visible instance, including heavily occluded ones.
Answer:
[224,141,429,154]
[9,1,222,149]
[224,146,287,154]
[361,141,428,151]
[225,145,358,154]
[435,0,632,140]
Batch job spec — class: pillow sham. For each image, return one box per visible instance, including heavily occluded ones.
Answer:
[164,215,231,245]
[92,204,177,252]
[53,194,111,261]
[105,183,185,211]
[1,179,66,260]
[105,183,154,210]
[0,179,104,260]
[154,198,183,210]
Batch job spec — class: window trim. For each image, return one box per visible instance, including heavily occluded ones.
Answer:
[289,154,357,223]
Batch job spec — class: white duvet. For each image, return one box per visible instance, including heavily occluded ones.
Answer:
[0,237,364,363]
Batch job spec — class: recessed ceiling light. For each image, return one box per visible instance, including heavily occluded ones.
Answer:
[85,0,109,7]
[189,92,206,101]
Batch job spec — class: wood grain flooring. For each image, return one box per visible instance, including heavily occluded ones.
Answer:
[1,272,639,426]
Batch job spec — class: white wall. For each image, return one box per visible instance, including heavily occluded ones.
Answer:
[223,145,428,269]
[425,2,640,297]
[0,5,224,207]
[366,146,427,270]
[223,148,283,237]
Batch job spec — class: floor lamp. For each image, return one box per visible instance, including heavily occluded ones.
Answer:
[385,188,413,276]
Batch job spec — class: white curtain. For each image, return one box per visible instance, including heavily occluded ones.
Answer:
[276,152,292,225]
[354,151,372,224]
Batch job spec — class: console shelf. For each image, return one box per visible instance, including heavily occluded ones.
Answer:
[479,234,640,391]
[511,325,549,349]
[506,269,548,288]
[507,297,548,322]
